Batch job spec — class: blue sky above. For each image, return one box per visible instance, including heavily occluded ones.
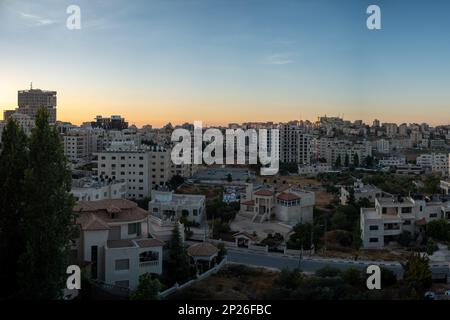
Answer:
[1,0,450,126]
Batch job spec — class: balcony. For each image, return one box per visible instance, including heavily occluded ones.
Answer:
[139,260,159,268]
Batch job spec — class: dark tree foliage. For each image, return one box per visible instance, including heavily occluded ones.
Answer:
[0,119,28,299]
[17,109,76,299]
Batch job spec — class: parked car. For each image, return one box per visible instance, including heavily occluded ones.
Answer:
[424,291,436,300]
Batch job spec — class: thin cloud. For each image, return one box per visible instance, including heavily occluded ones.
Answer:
[19,12,59,27]
[265,53,295,65]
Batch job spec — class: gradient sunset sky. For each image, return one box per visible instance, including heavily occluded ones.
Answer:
[1,0,450,127]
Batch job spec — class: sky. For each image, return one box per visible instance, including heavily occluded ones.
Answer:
[1,0,450,127]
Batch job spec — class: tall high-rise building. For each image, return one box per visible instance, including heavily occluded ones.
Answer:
[16,87,57,124]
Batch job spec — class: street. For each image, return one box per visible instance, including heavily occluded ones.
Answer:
[227,248,450,279]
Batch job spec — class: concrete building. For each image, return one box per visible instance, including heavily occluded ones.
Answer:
[279,124,312,165]
[379,155,406,167]
[239,183,315,226]
[340,179,384,205]
[73,199,163,290]
[148,190,206,241]
[149,189,206,225]
[298,163,333,176]
[360,196,450,249]
[416,153,449,175]
[94,145,172,200]
[376,139,390,154]
[71,177,127,202]
[441,180,450,195]
[4,87,57,124]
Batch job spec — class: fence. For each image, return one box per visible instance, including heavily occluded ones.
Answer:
[159,256,228,298]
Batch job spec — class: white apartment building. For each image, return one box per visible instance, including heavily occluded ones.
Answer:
[149,189,206,225]
[361,196,450,249]
[63,130,93,161]
[383,123,398,138]
[73,199,164,290]
[148,190,206,241]
[416,153,450,175]
[71,177,127,202]
[239,183,315,226]
[379,155,406,167]
[95,145,172,200]
[315,139,372,166]
[441,180,450,195]
[279,124,312,165]
[298,163,333,176]
[376,139,390,154]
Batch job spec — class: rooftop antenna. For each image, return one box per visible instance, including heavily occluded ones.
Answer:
[30,82,33,90]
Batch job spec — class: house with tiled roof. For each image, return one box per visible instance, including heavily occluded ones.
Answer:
[73,199,164,290]
[239,183,315,225]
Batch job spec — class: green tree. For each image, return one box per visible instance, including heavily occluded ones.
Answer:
[402,252,432,292]
[380,267,397,287]
[131,273,162,300]
[398,231,412,247]
[426,219,450,242]
[364,155,373,168]
[0,119,28,299]
[344,154,350,167]
[168,174,185,191]
[335,155,341,168]
[17,109,76,299]
[353,154,359,167]
[167,224,192,284]
[342,267,362,286]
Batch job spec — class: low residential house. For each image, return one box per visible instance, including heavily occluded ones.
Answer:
[73,199,164,290]
[360,195,450,249]
[187,242,219,273]
[71,177,127,202]
[441,180,450,195]
[239,183,315,225]
[148,189,206,241]
[340,179,385,205]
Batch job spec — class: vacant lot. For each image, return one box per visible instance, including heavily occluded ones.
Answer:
[168,264,278,300]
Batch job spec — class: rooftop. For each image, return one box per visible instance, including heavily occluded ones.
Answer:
[75,199,148,230]
[187,242,219,257]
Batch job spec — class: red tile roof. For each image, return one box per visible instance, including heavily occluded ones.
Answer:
[277,192,301,201]
[75,199,148,231]
[242,199,255,205]
[187,242,219,257]
[254,189,274,196]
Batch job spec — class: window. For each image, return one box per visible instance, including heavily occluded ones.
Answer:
[430,213,438,218]
[140,251,159,262]
[128,222,141,235]
[115,259,130,271]
[369,238,378,243]
[401,207,412,214]
[403,220,411,225]
[193,209,198,216]
[369,225,378,231]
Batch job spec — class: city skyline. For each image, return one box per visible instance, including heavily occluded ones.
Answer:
[1,0,450,127]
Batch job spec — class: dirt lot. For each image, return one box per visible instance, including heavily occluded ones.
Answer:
[177,184,223,203]
[168,265,278,300]
[317,248,411,261]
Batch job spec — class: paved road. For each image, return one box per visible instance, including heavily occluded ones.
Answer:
[227,248,450,279]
